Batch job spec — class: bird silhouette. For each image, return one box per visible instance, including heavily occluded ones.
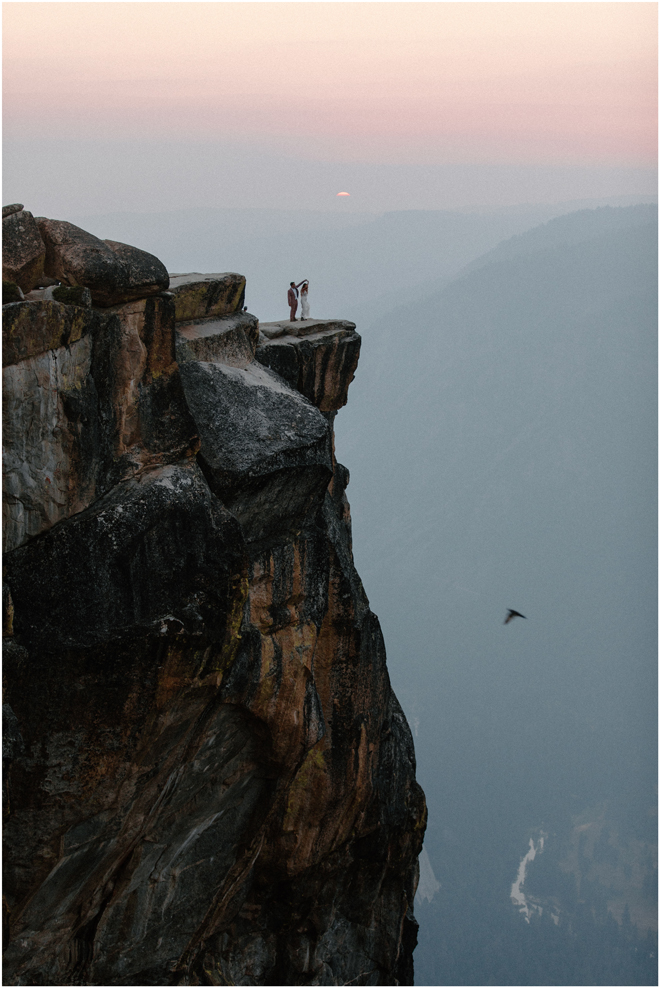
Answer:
[504,609,526,624]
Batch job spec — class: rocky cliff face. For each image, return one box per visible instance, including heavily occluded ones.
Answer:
[2,213,426,986]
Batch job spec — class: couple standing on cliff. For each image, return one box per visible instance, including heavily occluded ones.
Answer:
[288,280,310,322]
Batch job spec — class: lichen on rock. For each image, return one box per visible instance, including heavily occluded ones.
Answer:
[2,230,426,985]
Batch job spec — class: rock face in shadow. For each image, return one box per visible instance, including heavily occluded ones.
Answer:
[2,294,197,553]
[5,461,244,649]
[179,359,334,545]
[2,256,426,986]
[257,320,361,412]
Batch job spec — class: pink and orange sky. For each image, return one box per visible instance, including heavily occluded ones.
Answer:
[3,2,657,214]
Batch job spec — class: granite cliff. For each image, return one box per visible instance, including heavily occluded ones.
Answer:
[2,208,426,986]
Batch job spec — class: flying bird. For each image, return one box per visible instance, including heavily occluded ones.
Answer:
[504,609,526,624]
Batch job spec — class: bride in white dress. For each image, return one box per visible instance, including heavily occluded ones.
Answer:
[300,281,310,320]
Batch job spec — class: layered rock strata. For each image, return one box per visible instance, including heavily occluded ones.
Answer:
[3,219,426,986]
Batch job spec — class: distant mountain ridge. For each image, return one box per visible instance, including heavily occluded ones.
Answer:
[459,203,658,278]
[347,203,657,332]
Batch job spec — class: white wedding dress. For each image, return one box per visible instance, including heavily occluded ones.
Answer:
[300,292,310,319]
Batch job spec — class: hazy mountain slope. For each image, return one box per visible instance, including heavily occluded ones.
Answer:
[347,203,658,335]
[333,215,657,985]
[460,203,658,277]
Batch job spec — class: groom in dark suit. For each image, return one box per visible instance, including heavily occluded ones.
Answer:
[287,282,298,321]
[288,281,305,321]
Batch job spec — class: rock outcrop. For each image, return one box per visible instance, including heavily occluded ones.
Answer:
[36,219,170,306]
[176,310,259,368]
[2,210,426,986]
[169,272,246,323]
[256,320,361,413]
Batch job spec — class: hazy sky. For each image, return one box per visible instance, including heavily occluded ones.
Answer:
[3,2,658,215]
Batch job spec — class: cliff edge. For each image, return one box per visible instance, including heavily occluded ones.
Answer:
[2,212,426,986]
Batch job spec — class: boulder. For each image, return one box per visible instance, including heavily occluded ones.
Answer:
[36,219,169,306]
[37,219,124,301]
[2,209,46,293]
[178,359,333,543]
[175,310,259,368]
[2,203,24,219]
[168,273,246,322]
[256,321,361,412]
[104,239,170,301]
